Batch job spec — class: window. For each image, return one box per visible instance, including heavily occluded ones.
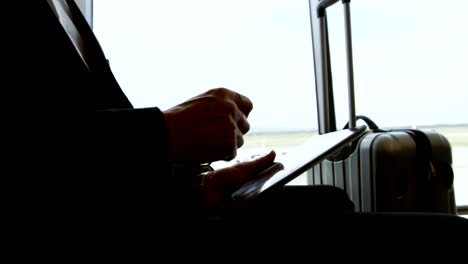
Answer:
[91,0,467,211]
[93,0,318,184]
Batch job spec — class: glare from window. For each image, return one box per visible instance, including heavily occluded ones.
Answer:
[93,0,467,205]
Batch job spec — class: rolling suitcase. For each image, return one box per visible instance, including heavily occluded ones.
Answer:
[308,0,456,213]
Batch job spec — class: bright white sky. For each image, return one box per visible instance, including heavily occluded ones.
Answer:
[93,0,468,131]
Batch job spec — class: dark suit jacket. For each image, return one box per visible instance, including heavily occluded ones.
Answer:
[7,1,191,238]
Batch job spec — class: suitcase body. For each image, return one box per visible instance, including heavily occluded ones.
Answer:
[308,129,456,213]
[308,0,456,213]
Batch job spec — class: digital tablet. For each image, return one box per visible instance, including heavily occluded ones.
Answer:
[231,125,367,202]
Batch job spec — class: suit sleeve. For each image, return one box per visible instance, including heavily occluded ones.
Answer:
[94,107,192,232]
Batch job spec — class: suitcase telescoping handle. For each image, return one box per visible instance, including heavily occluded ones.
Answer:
[309,0,356,133]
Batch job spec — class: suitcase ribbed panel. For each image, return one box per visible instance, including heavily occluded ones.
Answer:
[314,163,322,185]
[333,160,345,190]
[322,160,334,185]
[306,169,315,185]
[359,135,375,212]
[346,150,361,212]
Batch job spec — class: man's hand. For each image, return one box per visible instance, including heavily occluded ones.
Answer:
[201,151,283,212]
[163,87,253,165]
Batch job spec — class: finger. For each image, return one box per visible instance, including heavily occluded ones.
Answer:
[221,89,252,117]
[236,128,244,148]
[235,93,253,117]
[236,111,250,135]
[209,88,252,115]
[224,147,237,161]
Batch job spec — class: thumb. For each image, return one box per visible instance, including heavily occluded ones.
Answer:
[240,150,282,178]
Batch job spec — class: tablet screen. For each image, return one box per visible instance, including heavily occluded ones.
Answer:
[231,125,367,202]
